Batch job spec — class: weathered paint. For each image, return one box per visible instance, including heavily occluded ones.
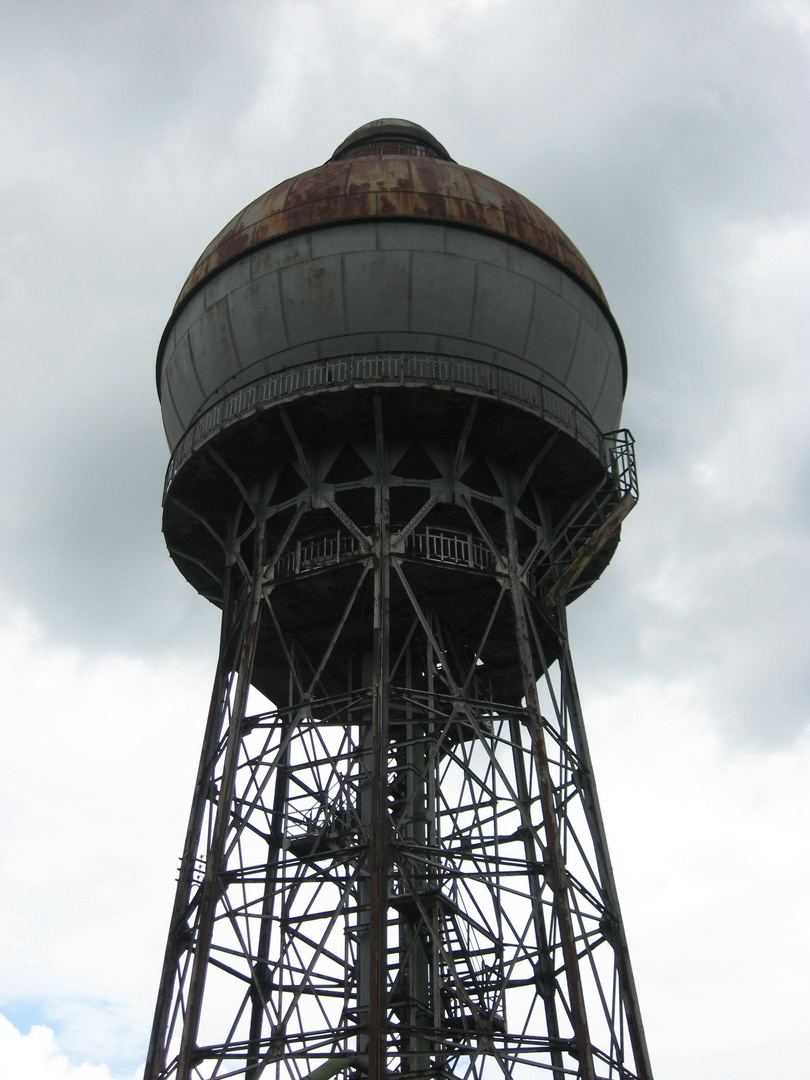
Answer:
[175,156,606,310]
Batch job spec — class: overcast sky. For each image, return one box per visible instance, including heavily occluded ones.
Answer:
[0,1,808,1077]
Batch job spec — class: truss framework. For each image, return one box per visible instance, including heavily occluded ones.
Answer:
[146,402,650,1080]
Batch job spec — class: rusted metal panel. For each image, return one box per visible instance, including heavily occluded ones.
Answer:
[176,156,607,310]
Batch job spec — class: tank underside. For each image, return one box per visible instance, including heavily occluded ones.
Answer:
[162,381,635,706]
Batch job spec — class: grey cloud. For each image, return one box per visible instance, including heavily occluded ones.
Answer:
[0,0,807,748]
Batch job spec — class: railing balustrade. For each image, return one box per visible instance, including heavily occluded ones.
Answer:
[273,524,500,580]
[165,354,607,493]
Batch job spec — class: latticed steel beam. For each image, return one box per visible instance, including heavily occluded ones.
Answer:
[145,417,650,1080]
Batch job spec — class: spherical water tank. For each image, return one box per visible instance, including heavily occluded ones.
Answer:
[157,120,625,478]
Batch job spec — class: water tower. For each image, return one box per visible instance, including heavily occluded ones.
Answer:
[145,120,651,1080]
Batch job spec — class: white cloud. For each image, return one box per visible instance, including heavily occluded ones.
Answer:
[0,611,215,1070]
[581,677,810,1078]
[0,1015,141,1080]
[748,0,810,35]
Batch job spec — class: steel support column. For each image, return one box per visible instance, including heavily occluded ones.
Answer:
[146,422,650,1080]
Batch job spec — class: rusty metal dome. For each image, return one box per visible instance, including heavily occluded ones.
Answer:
[157,120,628,481]
[171,121,609,312]
[329,117,453,161]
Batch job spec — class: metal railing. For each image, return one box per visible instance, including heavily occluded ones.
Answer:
[404,526,497,574]
[605,428,638,502]
[273,524,500,580]
[164,353,606,493]
[266,429,637,588]
[274,531,367,579]
[528,428,638,602]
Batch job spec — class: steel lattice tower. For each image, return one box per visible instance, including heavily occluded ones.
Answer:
[146,120,652,1080]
